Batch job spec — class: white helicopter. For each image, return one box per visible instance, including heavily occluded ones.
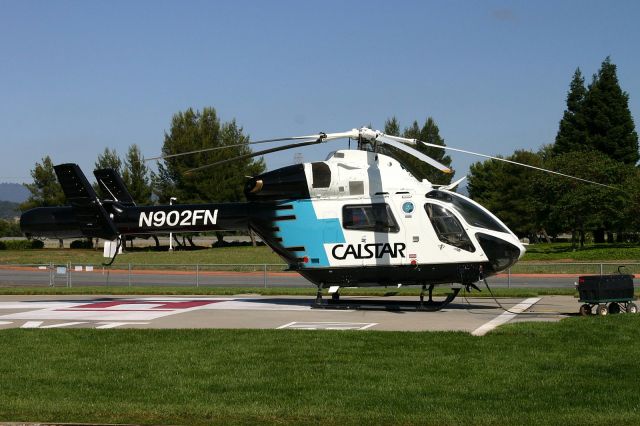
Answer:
[20,127,610,310]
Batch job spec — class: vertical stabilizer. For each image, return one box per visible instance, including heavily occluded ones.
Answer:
[54,163,119,240]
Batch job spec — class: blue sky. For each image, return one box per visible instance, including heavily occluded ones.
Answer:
[1,0,639,186]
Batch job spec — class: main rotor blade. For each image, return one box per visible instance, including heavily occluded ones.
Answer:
[417,141,619,190]
[376,135,453,173]
[185,138,323,174]
[145,134,326,162]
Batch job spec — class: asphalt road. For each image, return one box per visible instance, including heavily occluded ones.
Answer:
[2,265,638,288]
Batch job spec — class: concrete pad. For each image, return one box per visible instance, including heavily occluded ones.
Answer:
[0,294,577,333]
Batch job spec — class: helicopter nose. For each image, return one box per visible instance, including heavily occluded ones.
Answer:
[476,233,524,273]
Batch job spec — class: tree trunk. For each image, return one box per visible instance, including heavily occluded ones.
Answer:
[539,228,551,244]
[249,230,257,247]
[152,235,160,248]
[186,236,196,247]
[607,232,615,243]
[172,234,183,247]
[58,239,63,248]
[579,229,585,248]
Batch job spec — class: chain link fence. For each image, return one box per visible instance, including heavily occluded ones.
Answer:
[0,263,309,288]
[0,262,638,289]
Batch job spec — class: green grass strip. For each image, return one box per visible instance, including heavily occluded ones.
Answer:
[1,316,640,425]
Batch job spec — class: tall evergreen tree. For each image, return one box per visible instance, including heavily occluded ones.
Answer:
[384,116,400,136]
[20,156,65,211]
[382,117,453,185]
[156,107,265,204]
[553,68,587,155]
[21,156,66,246]
[95,148,122,172]
[122,144,152,205]
[553,58,639,164]
[582,57,639,164]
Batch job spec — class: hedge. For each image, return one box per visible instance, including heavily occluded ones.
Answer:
[0,240,45,250]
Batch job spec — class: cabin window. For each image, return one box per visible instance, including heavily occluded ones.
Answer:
[342,203,399,233]
[311,162,331,188]
[426,190,509,233]
[425,203,475,252]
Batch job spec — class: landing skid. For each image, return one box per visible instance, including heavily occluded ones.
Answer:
[312,285,461,312]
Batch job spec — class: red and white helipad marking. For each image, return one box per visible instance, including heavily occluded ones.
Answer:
[0,297,312,327]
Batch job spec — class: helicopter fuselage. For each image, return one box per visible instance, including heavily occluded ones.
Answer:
[20,149,525,288]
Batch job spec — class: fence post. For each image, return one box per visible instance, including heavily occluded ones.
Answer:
[49,262,53,287]
[128,263,132,287]
[508,267,511,288]
[600,263,603,276]
[196,264,200,288]
[264,264,267,288]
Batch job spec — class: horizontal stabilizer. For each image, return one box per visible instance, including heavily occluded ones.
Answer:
[54,164,119,240]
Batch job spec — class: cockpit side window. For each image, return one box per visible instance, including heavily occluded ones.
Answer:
[342,203,399,233]
[425,203,475,252]
[426,190,509,233]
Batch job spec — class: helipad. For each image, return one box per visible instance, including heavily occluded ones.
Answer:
[0,294,576,333]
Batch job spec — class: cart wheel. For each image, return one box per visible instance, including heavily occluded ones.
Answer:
[608,302,621,315]
[628,303,638,314]
[579,304,592,316]
[596,305,608,316]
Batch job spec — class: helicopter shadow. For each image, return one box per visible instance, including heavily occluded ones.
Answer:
[241,296,498,312]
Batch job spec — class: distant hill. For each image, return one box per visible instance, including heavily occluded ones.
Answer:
[0,183,29,203]
[0,200,20,219]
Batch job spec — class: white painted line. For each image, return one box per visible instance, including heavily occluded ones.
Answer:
[471,298,541,337]
[0,321,13,326]
[278,321,378,331]
[21,321,43,328]
[277,321,298,329]
[41,322,87,329]
[96,322,149,329]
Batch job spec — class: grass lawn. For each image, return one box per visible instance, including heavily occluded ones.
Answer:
[522,242,640,262]
[0,246,283,266]
[1,316,639,425]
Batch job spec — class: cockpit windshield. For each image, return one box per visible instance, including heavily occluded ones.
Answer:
[426,190,509,233]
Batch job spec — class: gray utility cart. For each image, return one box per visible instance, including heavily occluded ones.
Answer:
[577,274,638,316]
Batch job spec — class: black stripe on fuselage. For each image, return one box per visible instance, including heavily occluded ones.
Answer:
[292,263,491,287]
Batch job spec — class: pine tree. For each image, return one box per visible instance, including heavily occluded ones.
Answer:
[95,148,122,172]
[384,117,400,136]
[122,144,152,205]
[553,68,587,155]
[553,58,639,164]
[20,156,65,211]
[582,57,639,164]
[402,118,453,185]
[381,117,453,185]
[157,107,265,204]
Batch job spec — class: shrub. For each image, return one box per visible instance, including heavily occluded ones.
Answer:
[70,239,93,249]
[0,239,44,250]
